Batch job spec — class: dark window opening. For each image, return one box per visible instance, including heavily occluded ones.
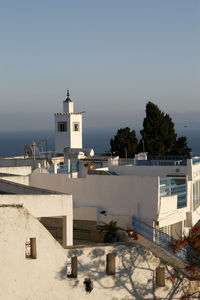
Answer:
[67,256,77,278]
[58,122,67,132]
[73,123,79,132]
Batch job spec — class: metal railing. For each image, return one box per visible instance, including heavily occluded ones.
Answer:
[135,160,187,166]
[147,155,190,161]
[118,155,189,166]
[160,177,187,209]
[132,216,188,264]
[47,163,78,174]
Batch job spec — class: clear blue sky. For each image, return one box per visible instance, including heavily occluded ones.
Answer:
[0,0,199,131]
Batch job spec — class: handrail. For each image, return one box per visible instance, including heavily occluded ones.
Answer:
[132,216,188,264]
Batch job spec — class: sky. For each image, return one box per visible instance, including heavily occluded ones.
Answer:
[0,0,199,132]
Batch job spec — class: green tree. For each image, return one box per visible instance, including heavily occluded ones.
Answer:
[170,136,191,156]
[140,102,177,154]
[140,102,191,155]
[110,127,138,158]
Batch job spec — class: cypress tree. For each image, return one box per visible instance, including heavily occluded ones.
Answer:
[140,101,191,155]
[110,127,138,158]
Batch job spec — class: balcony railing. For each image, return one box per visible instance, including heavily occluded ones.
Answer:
[47,163,78,174]
[160,177,187,209]
[118,155,189,166]
[132,216,188,264]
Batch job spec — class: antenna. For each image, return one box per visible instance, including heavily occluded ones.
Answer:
[42,136,50,159]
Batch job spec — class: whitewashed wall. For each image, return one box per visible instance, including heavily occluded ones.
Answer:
[29,174,159,225]
[0,175,29,185]
[0,206,196,300]
[55,114,70,153]
[0,166,32,175]
[0,194,72,218]
[109,164,189,178]
[0,158,35,167]
[70,114,82,149]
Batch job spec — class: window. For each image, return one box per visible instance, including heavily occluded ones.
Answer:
[106,253,116,275]
[25,237,37,259]
[58,122,67,132]
[67,256,77,278]
[73,122,79,132]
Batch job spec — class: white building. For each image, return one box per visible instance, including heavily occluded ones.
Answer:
[29,154,200,242]
[2,204,196,300]
[1,151,200,298]
[0,176,73,247]
[55,90,83,153]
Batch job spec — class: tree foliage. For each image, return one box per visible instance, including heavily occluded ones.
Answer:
[170,136,191,156]
[170,224,200,277]
[110,101,191,157]
[140,102,177,154]
[140,102,191,155]
[110,127,138,158]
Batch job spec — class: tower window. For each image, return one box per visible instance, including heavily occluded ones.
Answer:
[58,122,67,132]
[73,123,79,132]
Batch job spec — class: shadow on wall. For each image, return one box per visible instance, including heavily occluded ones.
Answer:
[57,244,197,299]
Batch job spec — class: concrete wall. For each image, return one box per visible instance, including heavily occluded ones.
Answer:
[29,174,159,225]
[109,163,189,178]
[0,178,59,194]
[0,165,32,175]
[0,175,29,185]
[0,206,70,300]
[70,114,82,149]
[0,206,196,300]
[0,193,73,246]
[0,194,72,218]
[74,206,97,221]
[55,114,70,153]
[0,158,36,167]
[158,195,187,228]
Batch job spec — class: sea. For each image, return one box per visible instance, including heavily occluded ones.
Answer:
[0,129,200,157]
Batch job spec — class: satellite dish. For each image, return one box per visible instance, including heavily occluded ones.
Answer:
[24,144,33,157]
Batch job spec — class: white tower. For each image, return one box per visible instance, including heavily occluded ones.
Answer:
[54,90,83,153]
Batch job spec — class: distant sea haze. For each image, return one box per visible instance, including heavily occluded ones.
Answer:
[0,129,199,157]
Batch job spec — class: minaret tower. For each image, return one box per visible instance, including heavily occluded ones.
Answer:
[54,90,83,153]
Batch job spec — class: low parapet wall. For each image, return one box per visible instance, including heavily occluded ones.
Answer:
[0,165,32,175]
[0,175,29,186]
[0,178,60,195]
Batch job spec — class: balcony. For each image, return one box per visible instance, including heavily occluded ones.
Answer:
[160,177,187,209]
